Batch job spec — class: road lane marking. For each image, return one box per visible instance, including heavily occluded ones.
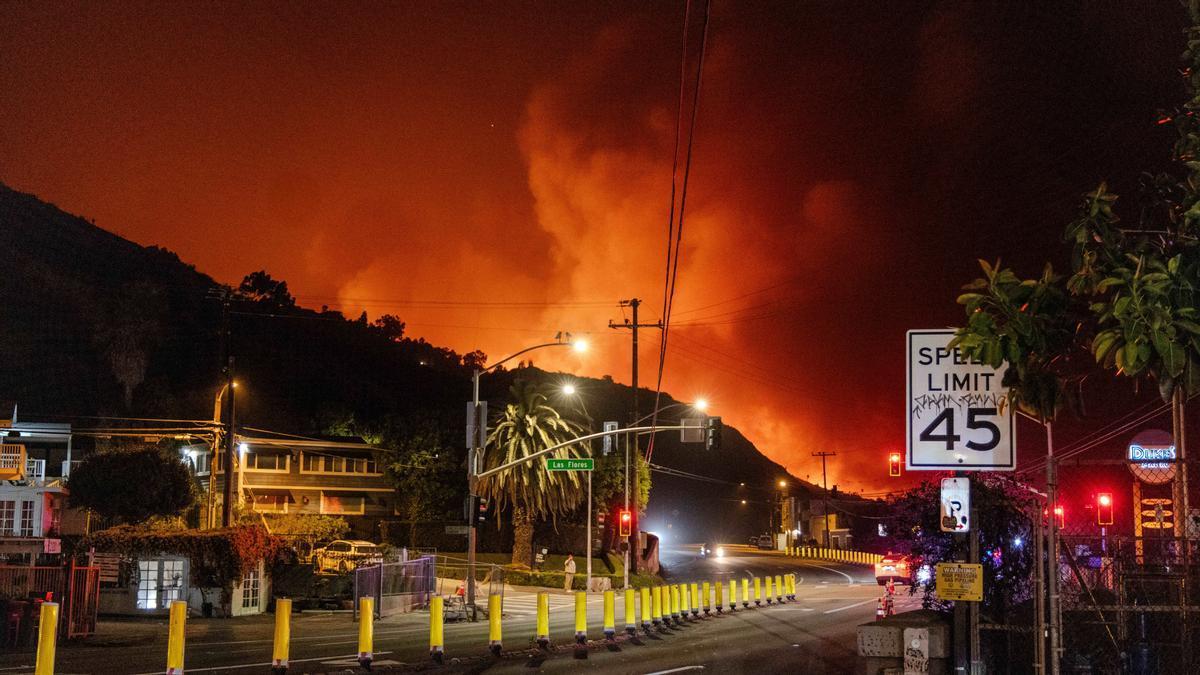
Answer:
[131,651,395,674]
[645,667,705,675]
[796,561,855,584]
[822,598,877,614]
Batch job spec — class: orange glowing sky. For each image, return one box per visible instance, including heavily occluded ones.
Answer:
[0,2,1186,494]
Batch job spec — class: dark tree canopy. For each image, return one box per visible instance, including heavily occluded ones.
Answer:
[68,447,197,523]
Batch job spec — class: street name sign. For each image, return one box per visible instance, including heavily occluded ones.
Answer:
[939,477,970,533]
[934,562,983,602]
[546,458,594,471]
[445,525,470,535]
[906,329,1015,471]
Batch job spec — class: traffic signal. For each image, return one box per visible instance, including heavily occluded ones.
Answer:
[888,453,902,477]
[618,509,632,537]
[1097,493,1113,526]
[705,416,723,451]
[1043,505,1065,529]
[469,495,489,525]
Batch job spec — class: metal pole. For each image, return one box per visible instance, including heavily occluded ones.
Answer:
[630,298,640,578]
[221,355,235,527]
[623,431,630,589]
[1035,510,1045,674]
[587,469,593,591]
[1046,421,1061,675]
[467,369,480,622]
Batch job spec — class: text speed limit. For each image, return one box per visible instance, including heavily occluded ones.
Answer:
[906,330,1015,471]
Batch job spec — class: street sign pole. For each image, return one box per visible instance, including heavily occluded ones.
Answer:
[587,469,593,591]
[953,472,969,674]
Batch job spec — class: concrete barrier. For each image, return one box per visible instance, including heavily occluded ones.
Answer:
[857,609,949,675]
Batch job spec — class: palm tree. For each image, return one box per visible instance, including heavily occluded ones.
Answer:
[477,382,589,567]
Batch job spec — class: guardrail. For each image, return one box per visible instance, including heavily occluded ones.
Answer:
[784,546,883,566]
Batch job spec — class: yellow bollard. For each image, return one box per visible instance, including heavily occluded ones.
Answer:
[775,575,783,602]
[765,576,774,605]
[358,597,375,668]
[625,588,637,636]
[574,591,588,644]
[603,590,616,640]
[702,581,711,616]
[573,591,589,659]
[34,602,57,675]
[671,585,681,623]
[753,577,762,607]
[715,581,724,614]
[741,577,750,609]
[272,598,291,672]
[429,595,444,663]
[166,600,186,675]
[536,591,550,649]
[640,586,652,632]
[488,593,502,656]
[689,583,699,619]
[652,585,663,629]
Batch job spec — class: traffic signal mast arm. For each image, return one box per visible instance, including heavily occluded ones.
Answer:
[474,424,694,480]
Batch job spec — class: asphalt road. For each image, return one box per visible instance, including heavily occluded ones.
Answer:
[0,546,913,674]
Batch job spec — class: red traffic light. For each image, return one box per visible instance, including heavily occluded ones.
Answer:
[618,509,632,537]
[1097,492,1114,526]
[888,453,902,477]
[1043,505,1066,529]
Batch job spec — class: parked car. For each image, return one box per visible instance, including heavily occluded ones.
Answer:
[874,552,920,585]
[313,540,383,573]
[755,534,774,550]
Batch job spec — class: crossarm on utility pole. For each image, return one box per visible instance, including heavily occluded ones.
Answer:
[474,425,690,480]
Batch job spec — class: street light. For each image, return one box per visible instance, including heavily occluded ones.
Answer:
[466,332,586,620]
[559,384,595,591]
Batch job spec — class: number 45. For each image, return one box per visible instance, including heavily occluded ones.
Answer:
[918,407,1000,451]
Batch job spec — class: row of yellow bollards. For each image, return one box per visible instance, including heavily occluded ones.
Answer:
[31,574,803,672]
[785,546,882,565]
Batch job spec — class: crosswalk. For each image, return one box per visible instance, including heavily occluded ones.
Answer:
[496,592,598,618]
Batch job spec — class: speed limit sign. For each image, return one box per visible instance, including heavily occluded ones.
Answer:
[906,329,1015,471]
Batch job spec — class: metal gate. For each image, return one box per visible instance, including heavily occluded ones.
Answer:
[64,563,100,638]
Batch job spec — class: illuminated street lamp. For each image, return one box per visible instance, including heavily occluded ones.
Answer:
[466,333,586,620]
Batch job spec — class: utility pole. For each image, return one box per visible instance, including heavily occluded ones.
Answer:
[608,298,662,578]
[811,451,835,547]
[217,291,237,528]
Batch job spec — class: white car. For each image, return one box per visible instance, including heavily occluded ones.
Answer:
[313,540,383,574]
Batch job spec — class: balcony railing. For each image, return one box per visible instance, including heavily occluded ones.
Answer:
[0,445,26,480]
[24,459,45,483]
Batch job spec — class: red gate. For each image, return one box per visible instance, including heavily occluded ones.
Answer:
[63,562,100,639]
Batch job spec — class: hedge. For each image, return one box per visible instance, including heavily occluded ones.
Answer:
[86,524,284,592]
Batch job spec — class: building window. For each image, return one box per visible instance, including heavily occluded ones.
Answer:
[250,493,288,513]
[193,452,211,475]
[320,493,365,515]
[241,568,260,609]
[244,450,289,472]
[19,501,34,537]
[0,501,14,534]
[301,453,379,475]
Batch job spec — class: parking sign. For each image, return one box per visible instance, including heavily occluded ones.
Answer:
[907,330,1015,471]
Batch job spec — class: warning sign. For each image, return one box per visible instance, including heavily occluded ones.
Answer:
[906,329,1015,471]
[935,562,983,602]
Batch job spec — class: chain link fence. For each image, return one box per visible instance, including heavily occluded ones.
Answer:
[1049,454,1199,674]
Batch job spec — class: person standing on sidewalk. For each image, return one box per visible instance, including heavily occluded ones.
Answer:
[563,553,576,590]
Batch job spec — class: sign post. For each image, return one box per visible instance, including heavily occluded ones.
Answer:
[907,330,1009,673]
[546,457,595,589]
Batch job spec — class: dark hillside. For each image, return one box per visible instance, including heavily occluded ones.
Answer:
[1,182,832,545]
